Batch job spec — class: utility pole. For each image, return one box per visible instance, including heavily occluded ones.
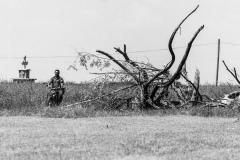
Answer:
[216,39,220,86]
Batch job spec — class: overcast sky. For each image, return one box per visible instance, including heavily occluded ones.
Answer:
[0,0,239,84]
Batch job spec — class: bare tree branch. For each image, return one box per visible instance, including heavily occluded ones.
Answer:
[162,25,204,88]
[146,5,200,87]
[150,25,204,101]
[114,44,149,82]
[65,84,138,108]
[181,73,203,101]
[222,60,240,84]
[90,72,138,75]
[79,51,158,70]
[96,50,139,82]
[234,68,239,79]
[114,45,130,61]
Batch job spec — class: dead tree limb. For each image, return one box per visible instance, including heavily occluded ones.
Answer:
[222,60,240,84]
[114,44,149,82]
[147,5,203,106]
[163,25,204,88]
[151,25,204,103]
[90,72,139,75]
[65,84,138,108]
[181,73,203,101]
[96,50,139,83]
[146,5,199,87]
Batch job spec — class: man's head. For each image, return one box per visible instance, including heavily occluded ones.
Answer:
[55,69,60,77]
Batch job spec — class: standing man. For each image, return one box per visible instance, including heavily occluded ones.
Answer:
[48,69,65,105]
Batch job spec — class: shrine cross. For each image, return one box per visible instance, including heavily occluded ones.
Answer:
[21,56,28,69]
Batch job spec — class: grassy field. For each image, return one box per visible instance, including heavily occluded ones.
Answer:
[0,82,239,118]
[0,82,137,112]
[1,115,240,160]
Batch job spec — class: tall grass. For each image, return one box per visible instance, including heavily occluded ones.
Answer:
[0,82,239,118]
[0,82,138,116]
[0,82,46,109]
[200,83,239,99]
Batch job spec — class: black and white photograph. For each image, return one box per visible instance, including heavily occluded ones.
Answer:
[0,0,240,159]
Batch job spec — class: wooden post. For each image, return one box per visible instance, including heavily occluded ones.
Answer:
[216,39,220,86]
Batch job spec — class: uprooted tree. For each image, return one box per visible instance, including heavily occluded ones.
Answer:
[71,5,205,109]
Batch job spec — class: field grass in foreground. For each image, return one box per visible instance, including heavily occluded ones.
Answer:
[1,115,240,160]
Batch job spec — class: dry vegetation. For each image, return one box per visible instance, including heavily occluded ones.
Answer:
[0,82,139,117]
[0,82,239,118]
[1,115,240,160]
[0,5,228,117]
[200,83,239,100]
[1,4,240,160]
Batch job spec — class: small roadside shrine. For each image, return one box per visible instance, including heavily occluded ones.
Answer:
[13,56,36,83]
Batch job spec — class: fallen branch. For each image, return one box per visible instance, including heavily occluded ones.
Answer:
[90,72,139,75]
[64,84,138,108]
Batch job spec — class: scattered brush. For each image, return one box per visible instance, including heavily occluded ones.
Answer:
[0,82,239,118]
